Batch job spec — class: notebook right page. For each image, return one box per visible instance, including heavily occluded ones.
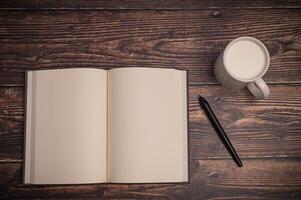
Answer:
[107,68,188,183]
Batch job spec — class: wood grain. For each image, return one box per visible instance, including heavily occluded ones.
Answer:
[0,0,301,10]
[0,2,301,199]
[0,9,300,86]
[1,84,300,161]
[1,159,300,199]
[189,84,301,159]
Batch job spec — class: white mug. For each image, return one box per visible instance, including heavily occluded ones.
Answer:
[214,37,270,99]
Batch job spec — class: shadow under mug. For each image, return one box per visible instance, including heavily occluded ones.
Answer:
[214,37,270,99]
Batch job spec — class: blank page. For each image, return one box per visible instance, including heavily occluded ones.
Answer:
[25,68,107,184]
[108,68,188,183]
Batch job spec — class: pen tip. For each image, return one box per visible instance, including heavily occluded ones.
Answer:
[198,95,208,106]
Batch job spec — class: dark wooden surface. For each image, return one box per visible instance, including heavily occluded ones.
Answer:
[0,1,301,199]
[0,0,301,9]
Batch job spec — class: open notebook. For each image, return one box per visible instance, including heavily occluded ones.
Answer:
[24,67,188,184]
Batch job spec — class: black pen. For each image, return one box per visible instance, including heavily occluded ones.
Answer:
[198,96,243,167]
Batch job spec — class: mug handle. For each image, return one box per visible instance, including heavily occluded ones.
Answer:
[247,78,270,99]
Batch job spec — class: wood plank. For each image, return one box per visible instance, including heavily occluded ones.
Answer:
[0,0,300,10]
[190,84,301,159]
[0,9,300,86]
[0,84,300,161]
[1,159,300,199]
[0,87,24,161]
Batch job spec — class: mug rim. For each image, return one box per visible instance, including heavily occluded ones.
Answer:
[222,36,270,83]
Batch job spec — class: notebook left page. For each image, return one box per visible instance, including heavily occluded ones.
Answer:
[25,68,107,184]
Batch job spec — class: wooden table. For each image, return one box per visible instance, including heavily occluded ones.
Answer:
[0,1,301,199]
